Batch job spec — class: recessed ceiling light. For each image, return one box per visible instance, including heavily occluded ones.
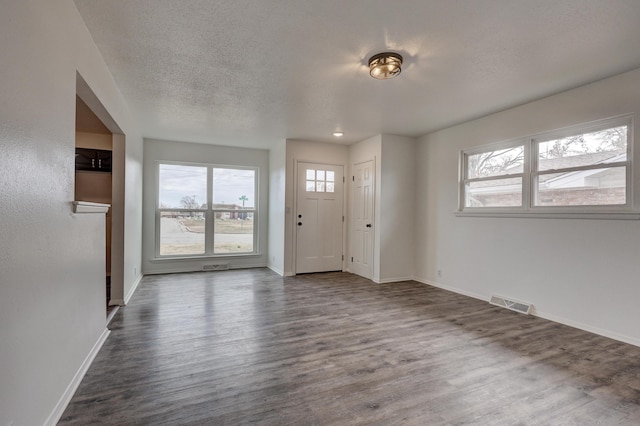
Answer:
[368,52,403,80]
[333,132,344,137]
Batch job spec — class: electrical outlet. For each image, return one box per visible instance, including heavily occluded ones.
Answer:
[437,269,442,278]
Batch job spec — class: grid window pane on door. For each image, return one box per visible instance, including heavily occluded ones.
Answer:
[305,168,336,193]
[306,169,316,192]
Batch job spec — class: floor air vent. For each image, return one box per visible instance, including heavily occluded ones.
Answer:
[490,295,533,315]
[203,263,229,271]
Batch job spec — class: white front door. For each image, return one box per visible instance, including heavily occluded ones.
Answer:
[350,159,375,279]
[295,162,344,274]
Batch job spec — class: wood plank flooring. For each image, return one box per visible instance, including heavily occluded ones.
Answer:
[59,269,640,425]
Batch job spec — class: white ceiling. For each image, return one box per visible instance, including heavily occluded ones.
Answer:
[74,0,640,148]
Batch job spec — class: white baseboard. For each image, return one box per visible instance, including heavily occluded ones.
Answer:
[413,276,488,302]
[377,276,414,284]
[413,276,640,349]
[267,265,284,276]
[535,310,640,348]
[124,273,143,305]
[44,328,110,426]
[106,306,121,325]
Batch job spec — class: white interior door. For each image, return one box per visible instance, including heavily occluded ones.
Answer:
[296,162,344,274]
[350,159,374,279]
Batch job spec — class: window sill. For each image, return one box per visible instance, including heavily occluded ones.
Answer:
[150,253,262,262]
[454,210,640,220]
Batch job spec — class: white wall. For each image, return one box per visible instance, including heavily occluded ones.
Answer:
[348,134,416,283]
[142,138,270,274]
[123,136,144,304]
[0,1,143,425]
[285,140,349,275]
[268,140,287,275]
[415,68,640,346]
[379,135,416,282]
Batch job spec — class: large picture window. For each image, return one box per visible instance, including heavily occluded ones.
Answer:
[157,163,257,257]
[460,116,633,215]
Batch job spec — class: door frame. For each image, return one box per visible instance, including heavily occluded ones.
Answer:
[293,159,347,275]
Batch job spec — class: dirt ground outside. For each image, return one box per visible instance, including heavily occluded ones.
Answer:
[180,218,253,234]
[159,217,253,255]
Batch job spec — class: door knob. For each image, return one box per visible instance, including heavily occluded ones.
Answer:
[366,224,372,228]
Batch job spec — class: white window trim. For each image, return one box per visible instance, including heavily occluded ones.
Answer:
[155,161,259,259]
[457,115,639,220]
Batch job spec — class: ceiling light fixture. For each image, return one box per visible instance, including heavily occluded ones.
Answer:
[368,52,403,80]
[333,132,344,137]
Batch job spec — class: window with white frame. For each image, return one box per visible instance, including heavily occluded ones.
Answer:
[463,144,526,208]
[157,163,257,257]
[460,116,632,213]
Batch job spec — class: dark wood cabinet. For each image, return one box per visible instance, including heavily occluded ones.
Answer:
[75,148,112,172]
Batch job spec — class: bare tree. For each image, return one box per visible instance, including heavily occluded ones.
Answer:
[539,126,627,159]
[594,126,626,152]
[468,147,524,178]
[180,195,200,217]
[539,135,586,159]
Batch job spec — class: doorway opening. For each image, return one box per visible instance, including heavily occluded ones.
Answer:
[75,96,113,310]
[75,72,126,317]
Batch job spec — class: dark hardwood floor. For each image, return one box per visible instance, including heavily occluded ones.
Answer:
[60,269,640,425]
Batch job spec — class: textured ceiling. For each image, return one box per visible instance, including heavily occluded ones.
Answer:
[74,0,640,148]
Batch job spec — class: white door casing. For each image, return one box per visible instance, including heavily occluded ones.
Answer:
[295,162,344,274]
[350,159,374,279]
